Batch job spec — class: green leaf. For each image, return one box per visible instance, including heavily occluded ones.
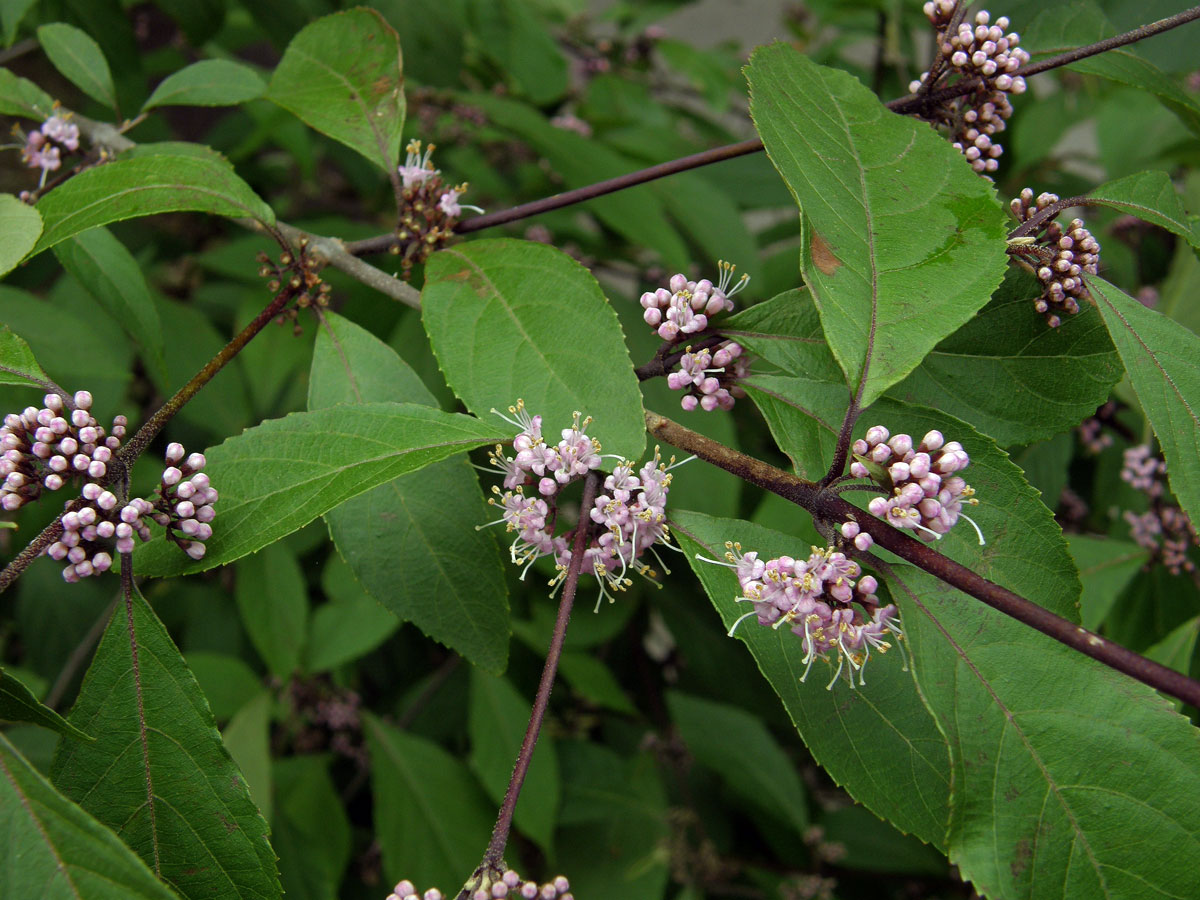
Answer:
[53,226,167,384]
[746,43,1009,406]
[468,669,559,853]
[2,0,39,47]
[670,510,951,848]
[0,193,41,276]
[1091,276,1200,525]
[305,553,400,672]
[423,238,647,461]
[365,713,494,893]
[556,651,636,714]
[1145,616,1200,682]
[143,59,267,110]
[0,67,55,118]
[32,152,275,254]
[468,0,566,104]
[0,324,51,388]
[891,565,1200,900]
[132,402,508,576]
[50,588,280,900]
[1087,170,1199,247]
[266,8,405,173]
[888,269,1123,446]
[235,542,309,679]
[1067,535,1149,631]
[0,733,181,900]
[272,756,352,900]
[185,652,263,721]
[220,690,273,824]
[37,23,117,111]
[0,666,92,741]
[666,690,809,837]
[309,311,510,673]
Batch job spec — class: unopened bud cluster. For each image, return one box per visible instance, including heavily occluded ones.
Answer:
[18,113,80,185]
[392,140,482,280]
[640,261,751,411]
[39,442,218,581]
[388,871,573,900]
[910,5,1029,175]
[1121,445,1197,576]
[852,426,982,544]
[1010,189,1101,326]
[1,392,125,511]
[709,541,901,688]
[481,402,676,606]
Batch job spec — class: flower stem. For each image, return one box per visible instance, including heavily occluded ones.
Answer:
[482,470,601,866]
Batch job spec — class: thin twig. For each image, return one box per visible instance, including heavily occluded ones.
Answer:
[645,409,1200,709]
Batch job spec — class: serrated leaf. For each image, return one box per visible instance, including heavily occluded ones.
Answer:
[888,269,1123,446]
[0,193,41,276]
[0,67,55,118]
[0,666,92,741]
[670,509,951,848]
[266,8,405,173]
[32,153,275,254]
[50,587,280,900]
[309,311,509,673]
[53,226,167,384]
[746,43,1009,406]
[891,565,1200,900]
[468,669,559,853]
[1067,535,1149,631]
[0,324,51,388]
[423,238,646,461]
[0,733,181,900]
[37,22,117,111]
[1087,170,1198,247]
[666,690,809,837]
[1091,276,1200,525]
[365,713,494,893]
[235,542,308,679]
[132,402,508,577]
[143,59,267,110]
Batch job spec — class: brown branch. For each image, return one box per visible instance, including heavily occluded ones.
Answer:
[645,410,1200,709]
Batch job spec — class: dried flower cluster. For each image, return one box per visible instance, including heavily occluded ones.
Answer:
[480,402,678,607]
[640,261,751,411]
[1009,189,1101,327]
[392,140,482,279]
[256,237,332,328]
[851,426,984,544]
[910,4,1029,175]
[1121,445,1197,576]
[703,541,901,689]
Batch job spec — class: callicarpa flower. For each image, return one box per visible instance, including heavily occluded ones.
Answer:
[851,426,984,545]
[478,401,683,609]
[1009,188,1101,326]
[149,443,218,560]
[698,541,902,689]
[19,113,81,186]
[392,140,483,279]
[387,869,574,900]
[1120,445,1198,576]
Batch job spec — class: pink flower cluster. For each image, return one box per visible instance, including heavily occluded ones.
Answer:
[1,391,126,511]
[21,114,80,182]
[910,5,1029,175]
[481,402,676,606]
[388,870,573,900]
[708,541,902,688]
[640,261,752,412]
[1010,188,1101,327]
[1121,445,1197,576]
[852,426,983,544]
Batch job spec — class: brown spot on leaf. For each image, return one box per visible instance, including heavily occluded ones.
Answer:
[810,230,841,276]
[1011,837,1032,879]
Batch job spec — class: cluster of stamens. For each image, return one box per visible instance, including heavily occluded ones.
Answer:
[17,112,80,186]
[1009,189,1101,326]
[479,402,679,608]
[1,392,125,511]
[1121,445,1197,576]
[852,426,983,544]
[392,140,483,280]
[388,870,573,900]
[910,5,1029,175]
[640,261,751,412]
[702,541,902,689]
